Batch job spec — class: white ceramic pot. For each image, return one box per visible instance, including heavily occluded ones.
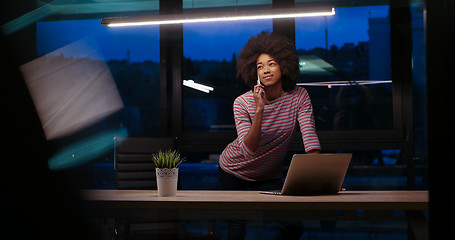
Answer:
[155,168,178,197]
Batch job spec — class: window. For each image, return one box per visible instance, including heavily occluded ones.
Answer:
[295,5,393,131]
[29,1,423,190]
[181,5,395,133]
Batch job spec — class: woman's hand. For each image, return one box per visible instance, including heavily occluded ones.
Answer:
[307,149,320,154]
[254,79,266,112]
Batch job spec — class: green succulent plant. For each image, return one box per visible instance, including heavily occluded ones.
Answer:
[151,149,186,168]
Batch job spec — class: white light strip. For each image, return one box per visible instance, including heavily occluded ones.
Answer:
[103,7,335,27]
[183,80,214,93]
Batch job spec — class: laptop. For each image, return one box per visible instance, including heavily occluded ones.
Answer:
[259,153,352,196]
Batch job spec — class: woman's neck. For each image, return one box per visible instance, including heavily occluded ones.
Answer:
[265,84,284,102]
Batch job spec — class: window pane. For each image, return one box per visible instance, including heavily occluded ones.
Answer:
[36,19,161,137]
[183,20,272,132]
[295,5,393,130]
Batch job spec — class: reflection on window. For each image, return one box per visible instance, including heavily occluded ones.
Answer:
[295,5,393,130]
[36,19,160,137]
[183,20,272,132]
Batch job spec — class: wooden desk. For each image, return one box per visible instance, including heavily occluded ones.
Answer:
[81,190,428,239]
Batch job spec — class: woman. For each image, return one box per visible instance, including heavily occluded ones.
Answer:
[218,32,321,239]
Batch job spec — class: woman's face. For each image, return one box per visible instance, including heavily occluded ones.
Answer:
[256,53,282,88]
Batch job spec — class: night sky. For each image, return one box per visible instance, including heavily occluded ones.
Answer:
[36,5,388,63]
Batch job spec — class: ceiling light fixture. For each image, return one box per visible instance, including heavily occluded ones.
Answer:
[183,80,214,93]
[101,6,335,27]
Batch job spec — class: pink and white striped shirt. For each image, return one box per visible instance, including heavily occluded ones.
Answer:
[219,86,320,181]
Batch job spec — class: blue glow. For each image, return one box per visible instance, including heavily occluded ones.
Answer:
[48,127,128,170]
[36,19,160,63]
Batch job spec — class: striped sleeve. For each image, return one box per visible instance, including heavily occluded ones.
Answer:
[233,95,255,158]
[297,88,321,152]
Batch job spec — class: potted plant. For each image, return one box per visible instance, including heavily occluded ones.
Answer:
[151,150,186,197]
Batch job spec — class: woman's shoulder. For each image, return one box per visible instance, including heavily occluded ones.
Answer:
[288,86,309,97]
[234,90,254,105]
[285,86,311,107]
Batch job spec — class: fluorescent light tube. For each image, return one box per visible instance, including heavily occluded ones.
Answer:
[102,6,335,27]
[183,80,214,93]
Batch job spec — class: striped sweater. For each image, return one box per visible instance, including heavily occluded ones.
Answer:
[219,86,321,181]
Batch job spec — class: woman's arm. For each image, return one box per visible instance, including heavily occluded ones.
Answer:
[243,108,263,153]
[243,80,267,153]
[297,88,321,153]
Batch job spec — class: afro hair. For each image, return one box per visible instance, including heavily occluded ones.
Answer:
[237,31,299,92]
